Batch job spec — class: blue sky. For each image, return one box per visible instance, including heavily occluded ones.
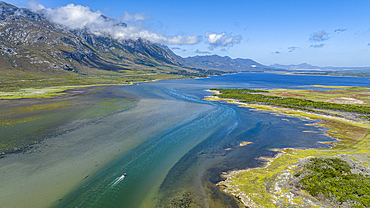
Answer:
[6,0,370,67]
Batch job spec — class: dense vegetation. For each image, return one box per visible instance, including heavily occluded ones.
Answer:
[329,72,370,77]
[168,69,221,77]
[211,88,370,207]
[294,158,370,207]
[211,88,370,116]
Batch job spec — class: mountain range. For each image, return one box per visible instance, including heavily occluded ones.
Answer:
[270,63,370,71]
[269,63,321,70]
[1,1,368,86]
[184,55,270,72]
[0,1,202,80]
[0,1,274,83]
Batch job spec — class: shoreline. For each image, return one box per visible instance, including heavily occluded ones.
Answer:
[205,91,369,127]
[0,73,215,100]
[218,149,287,207]
[205,92,370,207]
[0,83,133,100]
[2,71,368,100]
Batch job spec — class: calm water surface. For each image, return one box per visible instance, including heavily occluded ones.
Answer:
[1,73,369,208]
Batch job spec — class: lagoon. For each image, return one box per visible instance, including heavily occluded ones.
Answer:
[1,73,369,207]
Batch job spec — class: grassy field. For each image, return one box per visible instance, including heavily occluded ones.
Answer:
[268,85,370,104]
[0,67,203,99]
[1,72,177,90]
[210,87,370,118]
[206,87,370,207]
[0,55,221,94]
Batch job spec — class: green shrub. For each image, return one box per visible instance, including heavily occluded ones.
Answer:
[211,88,370,116]
[295,158,370,207]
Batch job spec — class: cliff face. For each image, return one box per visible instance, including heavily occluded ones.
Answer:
[0,1,183,77]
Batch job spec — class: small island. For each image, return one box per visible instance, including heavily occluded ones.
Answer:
[206,86,370,207]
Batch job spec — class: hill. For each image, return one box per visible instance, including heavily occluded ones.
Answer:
[269,63,321,70]
[270,63,370,72]
[184,55,272,72]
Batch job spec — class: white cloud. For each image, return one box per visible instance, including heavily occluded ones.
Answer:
[28,2,201,45]
[28,1,45,10]
[334,28,347,33]
[310,30,329,42]
[288,46,299,52]
[311,44,325,48]
[195,49,210,54]
[205,32,242,50]
[121,11,149,22]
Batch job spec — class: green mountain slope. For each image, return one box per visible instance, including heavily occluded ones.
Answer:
[0,1,209,88]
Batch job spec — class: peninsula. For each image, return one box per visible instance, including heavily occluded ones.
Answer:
[206,86,370,207]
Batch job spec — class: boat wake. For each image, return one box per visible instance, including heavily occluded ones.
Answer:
[109,174,126,188]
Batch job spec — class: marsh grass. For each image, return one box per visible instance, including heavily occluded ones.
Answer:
[209,87,370,207]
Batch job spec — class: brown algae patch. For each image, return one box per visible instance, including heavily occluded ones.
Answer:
[0,88,135,154]
[0,101,75,154]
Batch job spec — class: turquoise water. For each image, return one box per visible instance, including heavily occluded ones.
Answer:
[55,73,370,207]
[1,73,370,207]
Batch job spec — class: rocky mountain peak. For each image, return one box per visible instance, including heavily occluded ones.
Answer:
[0,2,183,76]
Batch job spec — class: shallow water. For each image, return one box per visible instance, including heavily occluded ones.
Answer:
[1,73,369,208]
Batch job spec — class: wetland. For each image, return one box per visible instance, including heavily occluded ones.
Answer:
[1,73,370,207]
